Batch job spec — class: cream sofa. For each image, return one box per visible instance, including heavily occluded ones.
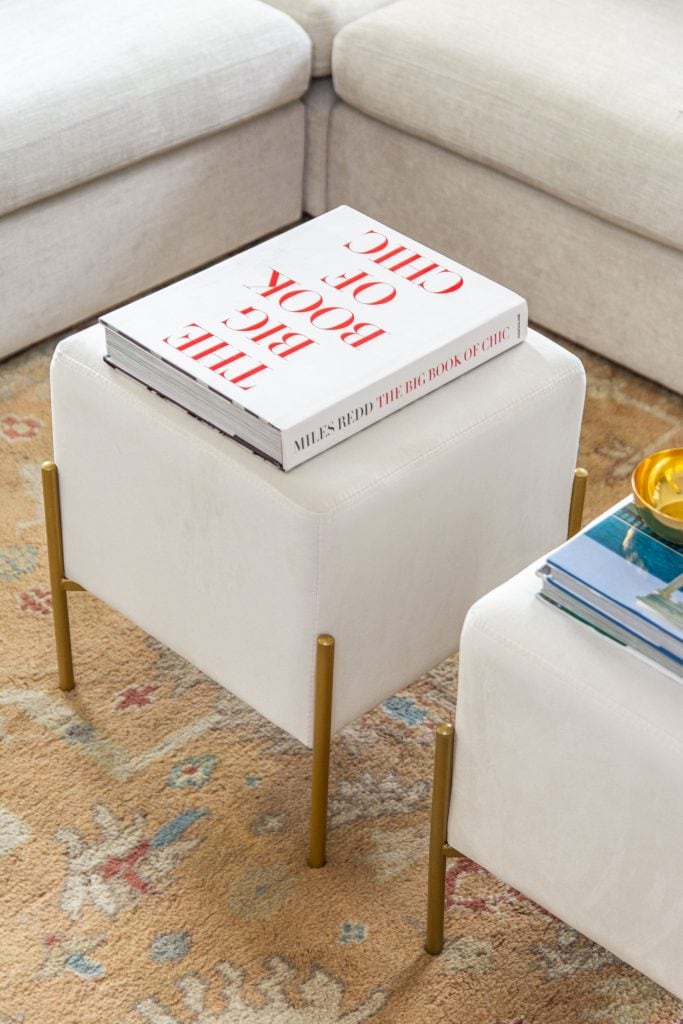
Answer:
[431,559,683,999]
[0,0,311,361]
[3,0,682,393]
[320,0,683,392]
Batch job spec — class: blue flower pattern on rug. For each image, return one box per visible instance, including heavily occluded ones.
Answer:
[167,755,217,790]
[151,809,207,848]
[36,933,106,982]
[150,931,192,964]
[57,805,208,920]
[0,545,38,580]
[64,722,96,745]
[339,922,367,944]
[382,696,428,727]
[64,952,104,979]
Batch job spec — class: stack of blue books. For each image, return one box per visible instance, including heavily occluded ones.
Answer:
[538,499,683,678]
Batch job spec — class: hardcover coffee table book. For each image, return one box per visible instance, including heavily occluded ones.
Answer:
[102,206,527,469]
[538,500,683,677]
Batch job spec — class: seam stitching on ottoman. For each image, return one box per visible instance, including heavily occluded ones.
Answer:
[322,364,585,515]
[52,350,320,521]
[466,615,683,754]
[307,515,323,748]
[53,349,583,517]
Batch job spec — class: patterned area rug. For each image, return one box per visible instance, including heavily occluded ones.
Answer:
[1,334,681,1024]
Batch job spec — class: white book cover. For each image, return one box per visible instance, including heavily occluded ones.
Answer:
[101,205,527,469]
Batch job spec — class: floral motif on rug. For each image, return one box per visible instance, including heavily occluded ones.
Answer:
[1,338,681,1023]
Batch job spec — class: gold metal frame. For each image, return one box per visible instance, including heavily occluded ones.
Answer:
[41,462,84,692]
[425,466,588,954]
[568,467,588,538]
[425,723,456,954]
[41,461,336,865]
[309,634,335,868]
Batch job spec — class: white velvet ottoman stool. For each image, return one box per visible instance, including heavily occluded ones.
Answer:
[426,561,683,999]
[45,324,585,867]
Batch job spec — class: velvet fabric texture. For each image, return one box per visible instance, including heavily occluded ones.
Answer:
[51,326,583,745]
[453,563,683,999]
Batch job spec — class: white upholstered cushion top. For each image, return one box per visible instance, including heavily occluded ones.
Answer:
[262,0,395,76]
[0,0,311,217]
[452,564,683,998]
[333,0,683,251]
[55,326,579,514]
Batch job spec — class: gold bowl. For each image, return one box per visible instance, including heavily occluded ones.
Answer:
[632,448,683,543]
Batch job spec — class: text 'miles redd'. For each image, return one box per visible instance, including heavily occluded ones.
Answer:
[101,206,527,469]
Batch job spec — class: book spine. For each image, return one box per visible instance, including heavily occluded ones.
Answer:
[280,301,527,470]
[541,576,683,671]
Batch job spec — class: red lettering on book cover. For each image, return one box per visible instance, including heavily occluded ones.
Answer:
[343,230,464,295]
[223,306,316,358]
[247,268,297,300]
[321,269,396,306]
[164,324,217,352]
[244,272,388,349]
[340,323,387,348]
[163,322,269,390]
[482,327,510,349]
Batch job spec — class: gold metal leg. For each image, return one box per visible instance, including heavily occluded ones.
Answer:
[567,467,588,539]
[308,634,335,868]
[425,722,455,955]
[41,461,77,692]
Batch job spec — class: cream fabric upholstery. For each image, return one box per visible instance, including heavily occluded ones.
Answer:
[327,104,683,394]
[0,0,311,217]
[262,0,395,76]
[303,78,337,215]
[332,0,683,251]
[452,564,683,999]
[51,326,584,746]
[0,106,305,362]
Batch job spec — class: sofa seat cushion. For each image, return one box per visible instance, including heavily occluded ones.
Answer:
[263,0,395,76]
[0,0,311,217]
[333,0,683,251]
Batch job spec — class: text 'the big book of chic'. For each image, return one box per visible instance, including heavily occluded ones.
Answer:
[101,206,527,469]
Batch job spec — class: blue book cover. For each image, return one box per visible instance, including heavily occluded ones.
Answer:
[546,500,683,654]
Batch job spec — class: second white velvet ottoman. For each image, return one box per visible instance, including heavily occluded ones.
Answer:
[48,324,585,863]
[437,563,683,999]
